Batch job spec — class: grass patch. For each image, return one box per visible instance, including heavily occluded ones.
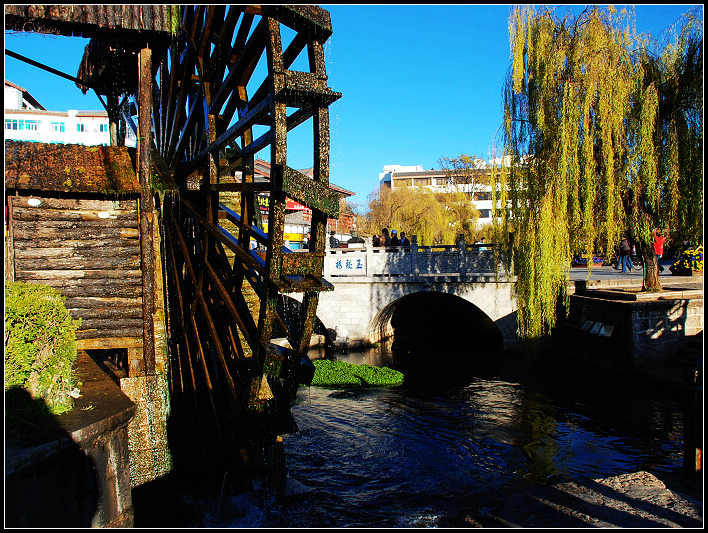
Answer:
[310,359,404,389]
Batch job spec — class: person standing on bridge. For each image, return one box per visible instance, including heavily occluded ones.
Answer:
[389,229,400,246]
[381,228,390,247]
[400,232,411,247]
[329,230,340,248]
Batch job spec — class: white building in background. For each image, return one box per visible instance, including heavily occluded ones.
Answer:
[4,79,136,147]
[378,163,495,227]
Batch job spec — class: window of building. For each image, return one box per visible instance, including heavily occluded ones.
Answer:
[5,119,39,131]
[99,123,109,133]
[77,123,86,132]
[51,121,65,132]
[473,191,491,201]
[412,177,431,187]
[393,177,411,188]
[435,178,450,186]
[478,209,492,219]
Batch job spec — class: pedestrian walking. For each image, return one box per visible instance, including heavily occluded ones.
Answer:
[619,236,633,273]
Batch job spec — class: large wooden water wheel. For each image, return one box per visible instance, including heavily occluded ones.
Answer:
[151,5,341,474]
[5,4,339,479]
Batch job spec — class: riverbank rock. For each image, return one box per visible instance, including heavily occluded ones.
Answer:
[468,471,702,528]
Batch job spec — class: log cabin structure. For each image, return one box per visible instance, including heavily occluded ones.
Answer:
[5,4,341,487]
[5,142,145,355]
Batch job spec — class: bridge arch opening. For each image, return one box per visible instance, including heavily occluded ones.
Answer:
[372,291,503,381]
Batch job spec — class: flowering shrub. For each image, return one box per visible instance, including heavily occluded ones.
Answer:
[670,245,703,274]
[571,255,606,267]
[5,282,82,414]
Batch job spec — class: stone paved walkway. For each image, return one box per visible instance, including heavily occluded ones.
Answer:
[466,471,703,528]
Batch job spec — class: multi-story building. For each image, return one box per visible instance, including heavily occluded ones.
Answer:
[378,163,494,226]
[4,79,136,147]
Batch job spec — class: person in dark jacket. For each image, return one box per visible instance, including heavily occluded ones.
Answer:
[619,236,633,272]
[389,229,400,246]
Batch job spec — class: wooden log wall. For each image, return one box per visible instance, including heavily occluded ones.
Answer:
[8,195,143,343]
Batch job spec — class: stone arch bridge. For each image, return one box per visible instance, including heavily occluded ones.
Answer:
[290,241,521,350]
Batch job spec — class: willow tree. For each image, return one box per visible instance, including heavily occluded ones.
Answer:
[365,186,471,245]
[493,5,703,339]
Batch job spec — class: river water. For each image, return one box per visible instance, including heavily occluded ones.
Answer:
[179,346,686,528]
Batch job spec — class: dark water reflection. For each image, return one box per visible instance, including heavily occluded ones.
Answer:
[197,347,685,528]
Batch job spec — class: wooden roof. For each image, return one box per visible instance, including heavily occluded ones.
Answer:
[5,141,140,194]
[4,5,179,40]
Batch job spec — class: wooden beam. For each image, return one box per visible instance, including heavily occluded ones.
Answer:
[139,45,156,377]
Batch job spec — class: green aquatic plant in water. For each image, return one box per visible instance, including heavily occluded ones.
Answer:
[310,360,404,389]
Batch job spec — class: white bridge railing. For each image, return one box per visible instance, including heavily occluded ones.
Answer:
[322,235,512,279]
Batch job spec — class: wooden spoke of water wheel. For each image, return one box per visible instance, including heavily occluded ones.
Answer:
[152,6,340,442]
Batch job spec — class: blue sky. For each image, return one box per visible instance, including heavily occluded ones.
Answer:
[4,4,702,207]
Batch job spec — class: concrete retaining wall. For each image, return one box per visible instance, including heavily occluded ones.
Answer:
[5,351,136,527]
[561,287,703,366]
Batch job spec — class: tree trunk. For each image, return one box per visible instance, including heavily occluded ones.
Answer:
[641,241,662,291]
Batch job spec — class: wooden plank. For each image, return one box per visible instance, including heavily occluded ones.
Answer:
[14,238,139,249]
[15,246,140,259]
[77,337,143,350]
[8,196,138,212]
[64,296,142,308]
[12,225,140,241]
[70,306,143,319]
[281,166,340,217]
[35,282,142,299]
[261,5,333,41]
[78,318,144,330]
[4,4,176,35]
[10,206,138,222]
[76,327,144,339]
[11,219,139,230]
[14,269,142,280]
[15,256,141,271]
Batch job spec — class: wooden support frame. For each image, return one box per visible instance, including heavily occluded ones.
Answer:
[149,6,340,450]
